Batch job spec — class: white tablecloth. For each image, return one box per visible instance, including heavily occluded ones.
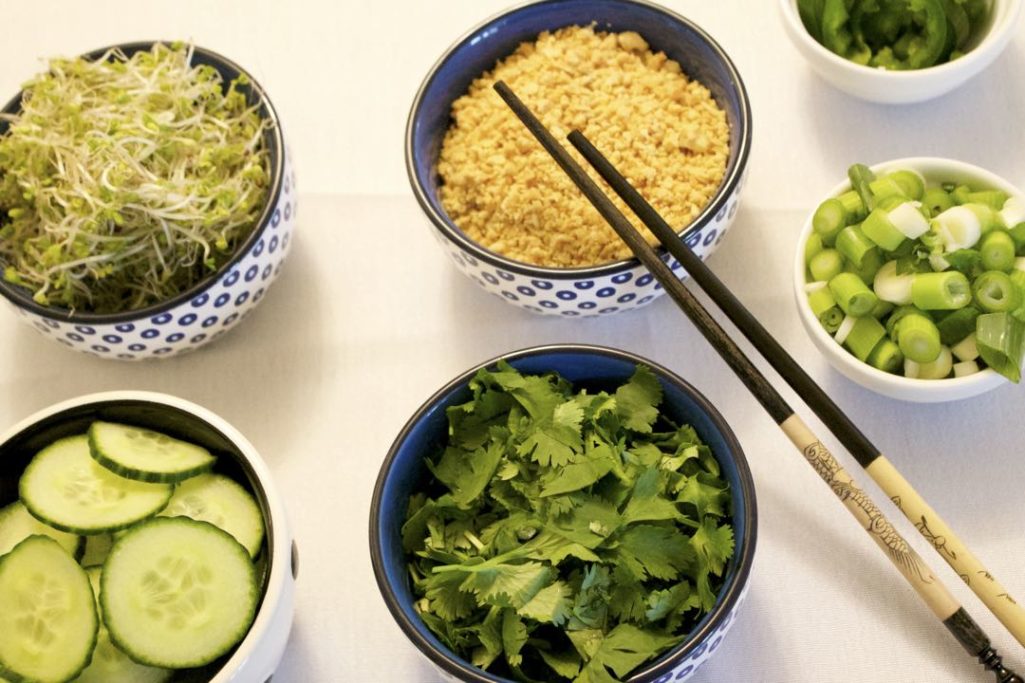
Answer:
[1,2,1023,681]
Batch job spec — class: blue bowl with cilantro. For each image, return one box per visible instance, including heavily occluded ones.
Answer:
[370,344,757,683]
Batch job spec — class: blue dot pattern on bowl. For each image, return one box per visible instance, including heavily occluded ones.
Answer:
[5,149,297,361]
[428,180,742,317]
[659,583,748,682]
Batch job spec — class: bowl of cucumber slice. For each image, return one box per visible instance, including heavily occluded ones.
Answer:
[0,392,296,683]
[795,158,1025,402]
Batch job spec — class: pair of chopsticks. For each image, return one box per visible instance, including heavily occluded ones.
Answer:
[494,80,1023,681]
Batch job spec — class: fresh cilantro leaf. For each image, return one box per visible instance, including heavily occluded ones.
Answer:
[622,468,683,524]
[427,441,505,506]
[615,524,695,580]
[421,568,479,621]
[550,495,622,548]
[538,646,582,680]
[541,452,615,497]
[607,564,647,623]
[471,607,505,669]
[459,561,554,608]
[691,518,735,575]
[591,624,682,678]
[676,472,729,520]
[502,609,529,667]
[569,565,612,630]
[566,628,606,661]
[517,398,585,467]
[614,365,662,433]
[644,581,693,622]
[519,580,573,625]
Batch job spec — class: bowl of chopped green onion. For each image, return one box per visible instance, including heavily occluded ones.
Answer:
[0,391,297,682]
[795,158,1025,402]
[0,42,295,360]
[370,344,757,683]
[779,0,1023,103]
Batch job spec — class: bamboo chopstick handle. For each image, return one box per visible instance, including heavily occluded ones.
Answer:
[781,416,1022,682]
[866,456,1025,648]
[781,416,957,618]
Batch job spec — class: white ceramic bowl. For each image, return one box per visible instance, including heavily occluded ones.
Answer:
[0,43,297,360]
[778,0,1023,103]
[794,157,1023,402]
[0,391,297,682]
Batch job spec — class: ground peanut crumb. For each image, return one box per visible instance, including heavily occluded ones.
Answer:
[437,25,731,268]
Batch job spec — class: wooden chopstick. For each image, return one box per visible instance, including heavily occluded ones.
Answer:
[565,129,1025,651]
[493,80,1023,681]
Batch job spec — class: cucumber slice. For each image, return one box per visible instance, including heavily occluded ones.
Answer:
[19,435,172,534]
[158,473,265,557]
[76,567,170,683]
[0,501,82,559]
[0,535,97,682]
[88,422,216,484]
[101,517,258,668]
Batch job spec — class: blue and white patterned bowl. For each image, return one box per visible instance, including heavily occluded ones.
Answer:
[0,42,296,360]
[406,0,751,317]
[370,344,758,683]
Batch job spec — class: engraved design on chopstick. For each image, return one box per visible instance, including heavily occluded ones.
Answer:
[915,515,957,561]
[802,440,930,584]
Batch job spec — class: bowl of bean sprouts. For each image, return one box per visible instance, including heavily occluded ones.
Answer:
[0,42,296,360]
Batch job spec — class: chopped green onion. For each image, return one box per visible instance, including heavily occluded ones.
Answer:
[834,314,857,344]
[895,313,942,363]
[887,170,925,201]
[809,249,845,282]
[844,247,884,284]
[951,185,973,205]
[972,270,1020,313]
[836,225,877,267]
[915,346,953,379]
[887,202,931,240]
[976,312,1025,382]
[966,190,1009,210]
[830,272,878,317]
[873,260,914,305]
[813,198,848,246]
[921,187,954,217]
[867,338,903,373]
[805,232,825,264]
[820,306,845,334]
[862,208,906,251]
[886,304,930,340]
[848,164,877,213]
[951,332,979,362]
[869,175,907,203]
[979,230,1016,272]
[911,271,972,310]
[838,190,867,222]
[807,283,836,318]
[999,197,1025,231]
[953,359,980,377]
[933,205,984,251]
[936,306,980,345]
[844,315,886,362]
[871,299,894,319]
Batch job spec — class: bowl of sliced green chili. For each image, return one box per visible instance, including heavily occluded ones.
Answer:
[794,158,1025,401]
[370,344,757,683]
[779,0,1023,102]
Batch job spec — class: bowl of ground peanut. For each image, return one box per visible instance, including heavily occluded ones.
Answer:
[406,0,751,317]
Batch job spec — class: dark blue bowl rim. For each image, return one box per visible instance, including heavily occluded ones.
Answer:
[369,343,758,683]
[0,41,286,324]
[405,0,753,280]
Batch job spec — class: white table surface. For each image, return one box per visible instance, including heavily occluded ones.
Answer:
[1,2,1024,682]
